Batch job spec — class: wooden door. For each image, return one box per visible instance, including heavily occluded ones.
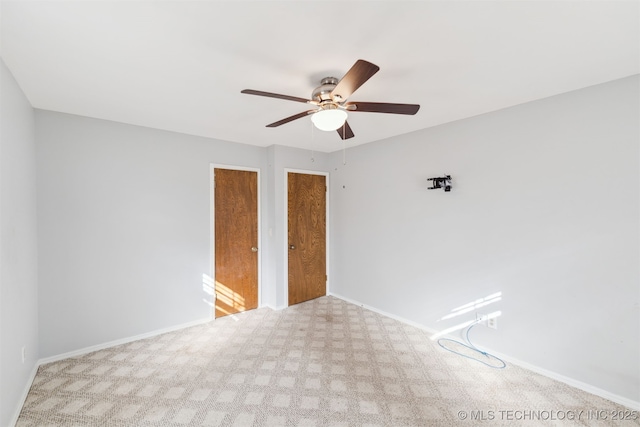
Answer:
[214,168,258,318]
[288,172,326,306]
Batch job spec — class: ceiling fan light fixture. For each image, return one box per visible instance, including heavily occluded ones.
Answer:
[311,109,348,131]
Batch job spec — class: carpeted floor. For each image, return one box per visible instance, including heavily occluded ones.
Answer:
[16,296,638,426]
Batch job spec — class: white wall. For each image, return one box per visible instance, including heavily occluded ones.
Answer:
[35,111,270,358]
[329,76,639,403]
[0,59,39,427]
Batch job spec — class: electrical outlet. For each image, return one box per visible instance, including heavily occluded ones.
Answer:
[476,314,489,325]
[21,347,26,363]
[487,317,498,329]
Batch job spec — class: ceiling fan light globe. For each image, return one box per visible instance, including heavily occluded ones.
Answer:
[311,109,348,131]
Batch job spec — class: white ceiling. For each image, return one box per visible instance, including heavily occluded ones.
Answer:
[1,1,638,153]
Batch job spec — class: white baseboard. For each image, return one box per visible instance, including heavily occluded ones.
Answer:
[38,317,211,366]
[328,292,640,411]
[262,303,287,311]
[328,292,440,335]
[9,363,40,427]
[9,317,211,426]
[495,352,640,411]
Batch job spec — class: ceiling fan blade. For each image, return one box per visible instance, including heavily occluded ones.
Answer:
[331,60,380,101]
[345,102,420,115]
[266,110,316,127]
[337,121,355,140]
[241,89,313,104]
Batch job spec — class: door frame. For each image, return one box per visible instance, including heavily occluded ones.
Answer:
[210,164,262,317]
[284,168,330,307]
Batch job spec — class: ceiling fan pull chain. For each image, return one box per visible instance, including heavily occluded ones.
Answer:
[342,124,347,165]
[343,141,347,166]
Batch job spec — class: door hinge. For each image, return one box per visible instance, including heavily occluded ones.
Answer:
[325,275,328,281]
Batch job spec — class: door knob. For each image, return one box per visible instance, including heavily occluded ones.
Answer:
[289,245,295,250]
[251,247,258,252]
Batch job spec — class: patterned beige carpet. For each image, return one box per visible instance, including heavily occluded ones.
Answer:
[16,296,637,426]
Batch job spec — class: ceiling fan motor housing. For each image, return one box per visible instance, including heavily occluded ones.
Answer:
[312,77,339,103]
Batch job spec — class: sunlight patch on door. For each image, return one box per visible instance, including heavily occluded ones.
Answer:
[215,281,246,311]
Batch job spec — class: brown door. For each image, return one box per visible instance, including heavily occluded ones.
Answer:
[214,168,258,318]
[288,172,327,306]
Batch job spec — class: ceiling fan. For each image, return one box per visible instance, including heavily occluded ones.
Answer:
[241,60,420,140]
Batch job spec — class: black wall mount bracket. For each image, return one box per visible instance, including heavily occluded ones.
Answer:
[428,175,452,192]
